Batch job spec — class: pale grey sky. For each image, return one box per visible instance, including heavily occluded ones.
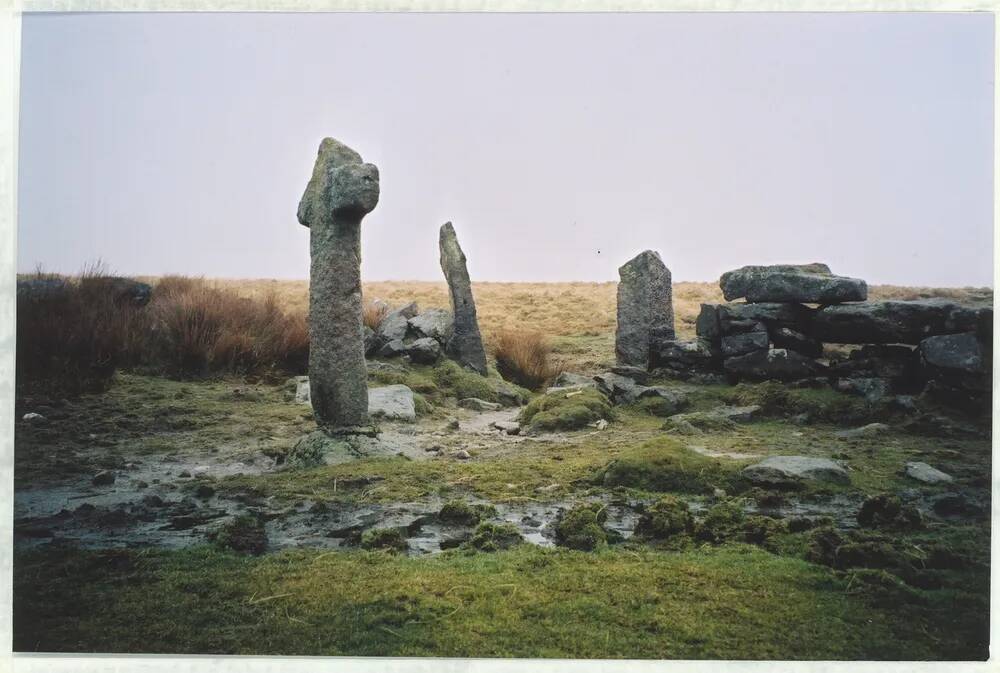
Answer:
[17,12,995,286]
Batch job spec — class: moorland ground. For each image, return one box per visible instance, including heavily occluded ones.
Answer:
[12,278,993,659]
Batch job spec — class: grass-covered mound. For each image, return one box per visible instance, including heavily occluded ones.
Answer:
[597,437,746,495]
[438,500,498,526]
[554,503,613,551]
[13,543,987,659]
[518,388,614,432]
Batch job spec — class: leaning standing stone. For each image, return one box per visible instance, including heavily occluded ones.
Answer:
[297,137,380,431]
[439,222,487,375]
[615,250,674,369]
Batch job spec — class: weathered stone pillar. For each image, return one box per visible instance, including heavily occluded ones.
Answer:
[297,138,379,430]
[439,222,487,375]
[615,250,674,369]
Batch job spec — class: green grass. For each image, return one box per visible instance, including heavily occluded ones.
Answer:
[13,543,986,659]
[519,388,614,432]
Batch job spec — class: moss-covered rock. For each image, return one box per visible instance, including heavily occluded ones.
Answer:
[634,496,693,540]
[467,522,523,552]
[554,503,609,551]
[519,388,613,433]
[213,514,267,555]
[361,528,408,553]
[694,499,746,543]
[438,500,498,526]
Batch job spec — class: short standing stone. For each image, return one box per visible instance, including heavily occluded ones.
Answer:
[615,250,674,368]
[297,137,379,430]
[368,385,416,421]
[742,456,850,486]
[439,222,487,375]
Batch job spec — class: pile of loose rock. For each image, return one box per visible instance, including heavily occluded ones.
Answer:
[651,263,992,412]
[367,301,450,365]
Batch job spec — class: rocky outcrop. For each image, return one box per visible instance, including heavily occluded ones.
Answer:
[298,137,379,430]
[439,222,487,375]
[615,250,674,369]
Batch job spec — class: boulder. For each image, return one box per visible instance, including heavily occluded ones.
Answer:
[377,339,407,358]
[368,385,416,421]
[695,303,721,341]
[440,222,488,375]
[548,372,596,391]
[833,377,891,403]
[919,332,988,390]
[593,372,646,405]
[721,331,769,357]
[904,462,953,484]
[459,398,502,412]
[491,420,521,435]
[92,470,116,486]
[724,348,825,382]
[812,299,987,345]
[408,308,453,343]
[834,422,890,439]
[717,302,816,334]
[375,306,413,346]
[610,365,649,383]
[651,338,720,373]
[742,456,850,486]
[406,337,441,365]
[636,387,690,416]
[770,327,823,358]
[827,344,923,392]
[615,250,674,368]
[720,263,832,301]
[720,264,866,304]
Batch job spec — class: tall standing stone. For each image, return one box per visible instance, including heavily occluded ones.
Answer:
[439,222,487,375]
[297,138,380,431]
[616,250,674,369]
